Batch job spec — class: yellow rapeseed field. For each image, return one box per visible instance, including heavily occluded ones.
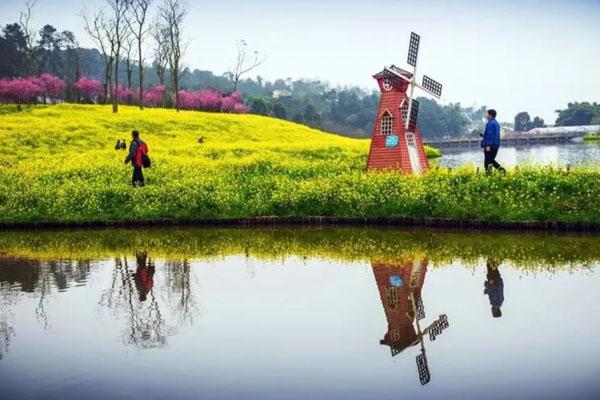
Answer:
[0,103,598,224]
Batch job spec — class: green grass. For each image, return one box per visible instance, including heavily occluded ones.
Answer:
[584,133,600,142]
[0,103,598,224]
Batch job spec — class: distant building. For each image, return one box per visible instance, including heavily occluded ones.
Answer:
[527,125,600,135]
[271,90,292,99]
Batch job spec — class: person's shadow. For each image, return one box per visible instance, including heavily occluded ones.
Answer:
[484,259,504,318]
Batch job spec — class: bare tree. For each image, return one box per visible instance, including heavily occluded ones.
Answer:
[19,0,38,75]
[106,0,131,113]
[83,9,114,103]
[151,22,169,90]
[123,36,135,104]
[229,39,266,92]
[126,0,153,109]
[158,0,188,112]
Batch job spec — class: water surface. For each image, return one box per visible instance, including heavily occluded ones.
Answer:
[438,143,599,168]
[1,228,599,400]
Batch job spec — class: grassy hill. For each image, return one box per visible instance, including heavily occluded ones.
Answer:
[0,103,598,225]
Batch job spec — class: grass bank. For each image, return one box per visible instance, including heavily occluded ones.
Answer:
[584,133,600,142]
[0,104,598,225]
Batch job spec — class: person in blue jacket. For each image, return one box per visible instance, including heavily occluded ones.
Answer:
[481,109,506,173]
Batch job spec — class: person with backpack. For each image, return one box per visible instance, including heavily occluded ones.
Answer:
[125,130,150,187]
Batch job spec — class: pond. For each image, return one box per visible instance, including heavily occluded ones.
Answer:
[1,227,599,400]
[438,143,600,168]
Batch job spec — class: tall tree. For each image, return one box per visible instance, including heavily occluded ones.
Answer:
[37,24,62,75]
[61,30,81,102]
[0,24,28,77]
[106,0,130,113]
[19,0,38,75]
[83,9,114,103]
[228,39,266,92]
[514,111,532,131]
[150,23,169,89]
[158,0,188,112]
[126,0,153,110]
[555,102,599,126]
[123,36,135,104]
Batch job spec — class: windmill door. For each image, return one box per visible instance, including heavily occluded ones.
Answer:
[405,132,422,174]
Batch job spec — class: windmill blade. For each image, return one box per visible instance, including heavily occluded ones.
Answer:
[422,75,443,98]
[416,351,431,385]
[407,32,420,67]
[400,98,419,131]
[409,99,419,132]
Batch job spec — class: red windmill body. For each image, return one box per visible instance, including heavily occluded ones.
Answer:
[366,33,443,174]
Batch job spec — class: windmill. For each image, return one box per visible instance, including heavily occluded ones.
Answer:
[372,258,450,386]
[367,32,444,174]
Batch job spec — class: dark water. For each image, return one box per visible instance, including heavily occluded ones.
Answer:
[438,143,600,168]
[1,228,599,400]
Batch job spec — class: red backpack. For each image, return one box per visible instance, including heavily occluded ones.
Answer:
[135,141,151,168]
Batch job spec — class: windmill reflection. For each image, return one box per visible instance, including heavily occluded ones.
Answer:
[372,258,449,385]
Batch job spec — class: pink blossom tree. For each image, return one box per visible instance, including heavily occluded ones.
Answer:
[38,73,66,103]
[0,77,43,111]
[171,89,248,113]
[222,92,247,113]
[197,90,223,112]
[74,77,103,103]
[114,85,134,103]
[142,85,166,107]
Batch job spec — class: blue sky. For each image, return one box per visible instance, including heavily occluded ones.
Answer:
[1,0,599,123]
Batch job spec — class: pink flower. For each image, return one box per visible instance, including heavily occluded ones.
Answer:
[38,73,66,99]
[114,85,134,102]
[142,85,166,106]
[74,77,103,101]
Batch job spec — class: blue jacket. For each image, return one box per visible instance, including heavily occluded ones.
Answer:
[481,119,501,147]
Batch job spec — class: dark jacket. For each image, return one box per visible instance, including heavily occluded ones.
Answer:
[484,276,504,308]
[125,139,147,168]
[481,119,501,148]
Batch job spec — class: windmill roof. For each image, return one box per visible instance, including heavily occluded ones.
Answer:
[373,65,413,79]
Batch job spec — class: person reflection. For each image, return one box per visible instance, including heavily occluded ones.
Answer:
[134,251,155,302]
[484,259,504,318]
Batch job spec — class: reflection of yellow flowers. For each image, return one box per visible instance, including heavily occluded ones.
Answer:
[0,104,598,224]
[0,228,597,271]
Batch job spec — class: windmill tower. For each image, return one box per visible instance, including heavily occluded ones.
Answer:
[372,257,449,386]
[367,32,443,173]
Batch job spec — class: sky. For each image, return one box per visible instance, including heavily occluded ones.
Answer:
[1,0,599,123]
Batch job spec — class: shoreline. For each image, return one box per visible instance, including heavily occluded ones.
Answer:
[1,216,598,232]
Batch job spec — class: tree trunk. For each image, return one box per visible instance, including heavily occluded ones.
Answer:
[127,59,132,105]
[173,65,179,112]
[113,56,119,113]
[75,49,81,102]
[138,40,144,110]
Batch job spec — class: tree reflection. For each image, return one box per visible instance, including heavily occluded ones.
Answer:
[164,259,198,324]
[0,258,93,359]
[0,288,17,360]
[99,253,172,349]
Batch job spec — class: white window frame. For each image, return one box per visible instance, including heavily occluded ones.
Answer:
[381,112,393,135]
